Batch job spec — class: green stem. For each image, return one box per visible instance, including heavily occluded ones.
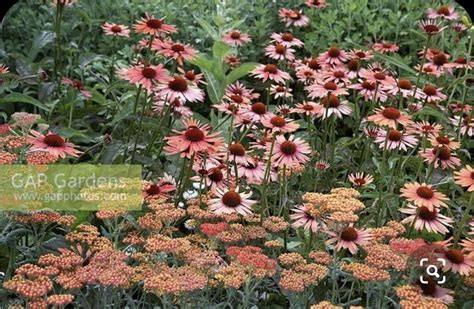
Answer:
[453,192,474,245]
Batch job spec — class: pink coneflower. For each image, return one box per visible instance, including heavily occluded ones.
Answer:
[446,56,474,70]
[195,166,228,192]
[345,59,361,79]
[153,97,193,119]
[265,43,296,62]
[318,46,348,65]
[408,121,443,136]
[315,160,330,171]
[414,63,442,77]
[415,278,454,304]
[228,143,254,165]
[290,204,320,233]
[400,182,449,211]
[208,188,256,216]
[214,102,239,115]
[306,80,348,99]
[101,22,130,37]
[348,49,374,60]
[295,66,318,83]
[349,80,388,102]
[448,102,472,114]
[359,68,396,86]
[372,41,399,53]
[292,101,321,116]
[421,84,447,103]
[428,134,460,150]
[270,32,304,48]
[223,30,251,46]
[419,20,447,35]
[303,57,324,71]
[271,135,311,167]
[156,76,204,103]
[451,115,474,137]
[62,78,91,98]
[400,205,453,234]
[454,165,474,192]
[387,79,423,99]
[429,52,450,70]
[275,105,292,116]
[224,55,241,67]
[118,64,169,91]
[179,68,205,85]
[222,93,251,107]
[326,226,372,255]
[305,0,327,8]
[27,131,81,158]
[143,175,176,200]
[260,116,299,134]
[279,8,310,28]
[270,86,292,101]
[165,118,224,158]
[348,172,374,187]
[134,14,177,35]
[317,95,352,119]
[240,102,271,123]
[322,67,351,85]
[0,64,9,74]
[438,248,474,275]
[51,0,76,6]
[238,159,268,185]
[375,129,418,151]
[367,107,412,128]
[419,146,461,170]
[155,40,198,66]
[225,81,259,101]
[251,64,291,83]
[452,22,468,33]
[427,5,459,20]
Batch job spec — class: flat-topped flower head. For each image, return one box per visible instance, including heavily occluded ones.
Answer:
[154,40,198,66]
[279,8,310,28]
[454,165,474,192]
[223,30,251,46]
[27,131,81,158]
[439,247,474,275]
[400,204,453,234]
[118,64,169,91]
[134,14,177,35]
[209,187,256,216]
[419,146,461,170]
[317,95,352,119]
[265,43,296,61]
[319,46,348,65]
[372,41,399,53]
[367,107,412,128]
[251,64,291,84]
[306,80,348,99]
[157,76,204,103]
[262,115,299,133]
[292,101,322,116]
[326,226,372,255]
[0,64,9,74]
[375,129,418,151]
[427,5,459,20]
[428,134,460,150]
[102,23,130,37]
[270,32,304,48]
[400,182,448,211]
[290,204,320,233]
[348,172,374,187]
[271,135,311,167]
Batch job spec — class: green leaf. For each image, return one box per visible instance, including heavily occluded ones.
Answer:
[414,106,448,123]
[189,54,214,72]
[373,51,418,76]
[204,71,225,105]
[28,31,54,61]
[194,16,219,40]
[226,62,258,84]
[0,92,50,111]
[212,41,231,59]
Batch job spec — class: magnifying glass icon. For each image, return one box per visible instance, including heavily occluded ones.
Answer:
[426,265,440,278]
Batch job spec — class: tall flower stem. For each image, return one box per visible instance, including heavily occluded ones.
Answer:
[261,132,276,217]
[131,90,149,163]
[109,36,117,82]
[53,3,64,96]
[122,85,142,163]
[411,36,431,101]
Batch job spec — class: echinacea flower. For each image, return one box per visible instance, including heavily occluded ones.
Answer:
[375,129,418,151]
[400,182,449,211]
[427,5,459,20]
[62,78,91,98]
[421,84,447,103]
[270,84,293,99]
[238,159,269,185]
[292,101,321,116]
[315,160,330,171]
[223,30,251,46]
[155,40,198,66]
[270,135,311,167]
[348,49,374,60]
[348,172,374,187]
[251,64,291,84]
[225,81,259,101]
[51,0,76,6]
[270,32,304,48]
[372,41,399,53]
[349,80,388,102]
[400,204,453,234]
[446,57,474,70]
[322,67,351,85]
[224,55,241,67]
[428,134,460,150]
[261,115,299,133]
[143,175,176,200]
[228,143,254,165]
[305,0,327,8]
[0,64,10,74]
[27,131,81,158]
[438,248,474,276]
[240,102,271,123]
[419,20,447,35]
[165,118,224,158]
[408,121,443,136]
[414,63,442,77]
[429,52,450,70]
[419,146,461,170]
[118,64,169,91]
[317,95,352,119]
[156,76,204,103]
[290,204,320,233]
[208,187,256,216]
[279,8,310,28]
[450,115,474,137]
[452,22,467,32]
[415,278,454,304]
[359,68,396,86]
[194,166,228,192]
[326,226,372,255]
[101,22,130,37]
[387,79,423,99]
[454,165,474,192]
[306,80,348,99]
[134,14,177,35]
[265,43,296,61]
[367,107,412,128]
[318,46,348,65]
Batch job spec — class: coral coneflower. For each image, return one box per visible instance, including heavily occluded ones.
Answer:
[240,102,271,123]
[428,134,460,150]
[270,32,304,48]
[155,40,198,66]
[195,166,228,192]
[305,0,327,9]
[143,175,176,200]
[157,76,204,103]
[419,146,461,170]
[0,64,9,74]
[225,82,259,101]
[317,95,352,119]
[421,84,447,102]
[292,101,322,116]
[446,57,474,70]
[165,118,224,158]
[367,107,412,128]
[224,55,241,67]
[223,30,251,46]
[439,248,474,275]
[208,188,256,216]
[319,46,348,65]
[62,78,92,98]
[408,121,443,136]
[349,80,388,102]
[419,20,447,35]
[359,68,396,86]
[306,80,348,98]
[415,278,454,304]
[134,14,177,35]
[271,135,311,167]
[400,182,449,211]
[427,5,459,20]
[375,129,418,151]
[348,49,374,60]
[102,22,130,37]
[228,143,254,165]
[372,41,399,53]
[450,115,474,137]
[387,79,423,98]
[414,63,442,77]
[261,115,299,133]
[326,226,372,255]
[290,204,320,233]
[322,67,351,85]
[348,172,374,187]
[27,131,81,158]
[270,84,293,99]
[454,165,474,192]
[118,64,169,91]
[265,43,296,62]
[251,64,291,84]
[400,205,453,234]
[279,8,310,28]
